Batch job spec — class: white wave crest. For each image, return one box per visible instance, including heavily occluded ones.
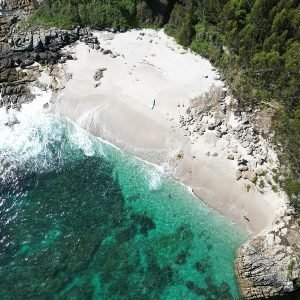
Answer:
[146,168,162,191]
[0,91,103,181]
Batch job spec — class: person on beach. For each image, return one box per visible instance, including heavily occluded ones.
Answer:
[152,98,156,109]
[244,215,250,222]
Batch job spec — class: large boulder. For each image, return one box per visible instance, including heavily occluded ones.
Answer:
[242,170,257,182]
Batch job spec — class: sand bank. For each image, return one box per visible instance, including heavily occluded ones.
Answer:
[52,29,286,233]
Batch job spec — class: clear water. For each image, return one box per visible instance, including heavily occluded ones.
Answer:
[0,103,248,299]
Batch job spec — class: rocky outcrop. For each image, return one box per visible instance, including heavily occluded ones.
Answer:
[0,14,19,42]
[0,0,38,13]
[236,207,300,299]
[0,2,99,109]
[181,83,281,194]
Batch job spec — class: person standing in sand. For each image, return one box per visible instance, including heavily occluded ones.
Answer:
[152,99,156,109]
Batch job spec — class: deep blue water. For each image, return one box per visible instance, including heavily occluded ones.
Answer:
[0,110,247,299]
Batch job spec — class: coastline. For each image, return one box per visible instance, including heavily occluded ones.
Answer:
[1,1,298,296]
[49,29,287,234]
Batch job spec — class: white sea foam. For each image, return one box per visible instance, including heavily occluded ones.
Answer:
[0,91,107,181]
[68,125,95,157]
[145,168,162,191]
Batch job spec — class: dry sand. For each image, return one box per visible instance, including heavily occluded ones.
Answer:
[52,29,286,234]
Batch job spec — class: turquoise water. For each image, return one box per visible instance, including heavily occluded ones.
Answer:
[0,110,248,299]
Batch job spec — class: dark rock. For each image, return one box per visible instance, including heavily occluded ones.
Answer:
[20,58,34,68]
[227,154,234,160]
[103,49,112,55]
[186,281,206,296]
[93,68,106,81]
[238,158,248,166]
[207,122,216,130]
[194,261,209,272]
[0,58,14,68]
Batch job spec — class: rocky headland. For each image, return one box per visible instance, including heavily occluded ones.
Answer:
[236,206,300,299]
[0,2,299,299]
[0,0,100,118]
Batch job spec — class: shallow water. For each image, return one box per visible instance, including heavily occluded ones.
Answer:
[0,104,248,299]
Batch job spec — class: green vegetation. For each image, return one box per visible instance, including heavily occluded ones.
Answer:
[25,0,171,29]
[29,0,300,211]
[25,0,139,29]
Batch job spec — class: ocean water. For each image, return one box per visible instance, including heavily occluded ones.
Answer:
[0,102,248,299]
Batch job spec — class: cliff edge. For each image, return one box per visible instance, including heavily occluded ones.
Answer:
[236,207,300,299]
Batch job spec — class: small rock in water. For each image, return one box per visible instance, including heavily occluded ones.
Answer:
[175,252,187,265]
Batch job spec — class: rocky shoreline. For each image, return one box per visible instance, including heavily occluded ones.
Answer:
[0,0,103,116]
[236,206,300,299]
[0,2,299,298]
[180,85,281,195]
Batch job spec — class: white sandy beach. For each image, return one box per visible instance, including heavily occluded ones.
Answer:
[52,29,286,233]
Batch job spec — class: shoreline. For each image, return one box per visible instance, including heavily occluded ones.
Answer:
[49,28,287,234]
[94,131,247,230]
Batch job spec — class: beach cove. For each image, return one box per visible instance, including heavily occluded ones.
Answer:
[52,29,286,234]
[1,0,299,295]
[1,24,296,299]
